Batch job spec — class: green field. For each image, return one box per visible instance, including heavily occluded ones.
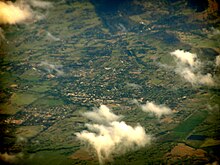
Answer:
[171,110,208,139]
[0,0,219,164]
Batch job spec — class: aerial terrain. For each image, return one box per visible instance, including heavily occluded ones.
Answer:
[0,0,220,164]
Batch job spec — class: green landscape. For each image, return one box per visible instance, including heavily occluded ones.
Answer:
[0,0,219,164]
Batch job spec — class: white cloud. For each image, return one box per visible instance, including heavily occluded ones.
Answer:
[75,105,151,164]
[176,68,214,86]
[0,0,52,25]
[83,105,122,124]
[0,0,52,41]
[180,68,197,83]
[170,49,215,86]
[141,101,172,118]
[0,1,32,24]
[171,49,200,67]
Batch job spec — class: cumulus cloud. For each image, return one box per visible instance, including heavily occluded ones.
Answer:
[0,0,52,41]
[171,49,215,86]
[75,105,151,164]
[141,101,172,118]
[177,68,214,86]
[83,105,122,124]
[171,49,200,67]
[0,1,32,24]
[0,0,52,25]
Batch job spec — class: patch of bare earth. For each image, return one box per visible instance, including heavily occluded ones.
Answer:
[69,148,96,161]
[164,143,209,163]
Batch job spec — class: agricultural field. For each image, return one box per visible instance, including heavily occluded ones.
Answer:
[0,0,219,164]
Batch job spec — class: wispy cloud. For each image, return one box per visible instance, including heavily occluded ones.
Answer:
[39,61,64,76]
[171,49,215,86]
[140,101,172,118]
[29,0,52,9]
[75,105,151,164]
[46,31,60,41]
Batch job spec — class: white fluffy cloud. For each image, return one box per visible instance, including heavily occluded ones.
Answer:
[0,0,52,25]
[180,68,214,85]
[82,105,122,124]
[171,49,200,67]
[75,105,151,164]
[171,49,215,86]
[0,0,52,41]
[141,101,172,118]
[0,1,31,24]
